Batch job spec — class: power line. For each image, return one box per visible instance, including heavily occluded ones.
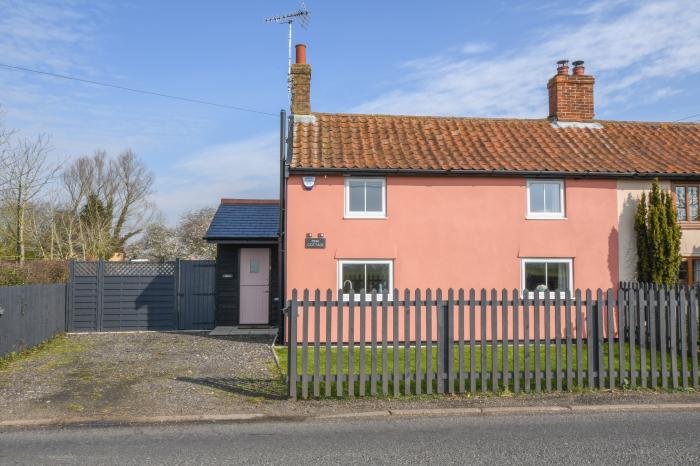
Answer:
[673,113,700,123]
[0,62,277,117]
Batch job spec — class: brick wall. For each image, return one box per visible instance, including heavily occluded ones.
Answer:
[547,74,595,121]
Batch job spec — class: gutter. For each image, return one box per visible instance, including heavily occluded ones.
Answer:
[287,167,700,180]
[279,110,290,345]
[204,239,278,245]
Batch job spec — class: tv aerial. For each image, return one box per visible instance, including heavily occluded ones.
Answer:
[265,2,310,99]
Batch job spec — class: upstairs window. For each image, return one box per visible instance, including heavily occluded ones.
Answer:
[345,177,386,218]
[675,184,699,222]
[527,180,565,219]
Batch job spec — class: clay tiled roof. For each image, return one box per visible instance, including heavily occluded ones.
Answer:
[290,113,700,177]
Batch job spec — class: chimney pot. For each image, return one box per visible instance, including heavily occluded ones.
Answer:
[295,44,307,64]
[556,59,570,75]
[572,60,585,75]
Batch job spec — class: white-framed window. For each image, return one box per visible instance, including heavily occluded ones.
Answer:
[344,177,386,218]
[526,179,565,219]
[338,259,393,299]
[521,258,573,298]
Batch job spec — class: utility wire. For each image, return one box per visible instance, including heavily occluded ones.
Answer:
[672,113,700,123]
[0,62,277,117]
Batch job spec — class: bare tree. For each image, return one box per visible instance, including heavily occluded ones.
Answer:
[60,150,155,258]
[0,134,59,263]
[126,207,216,261]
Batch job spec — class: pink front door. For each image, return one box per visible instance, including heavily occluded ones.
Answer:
[239,248,270,325]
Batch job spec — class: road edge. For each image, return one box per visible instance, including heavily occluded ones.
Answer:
[2,403,700,430]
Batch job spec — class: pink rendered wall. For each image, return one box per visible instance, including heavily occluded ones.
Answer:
[286,175,619,296]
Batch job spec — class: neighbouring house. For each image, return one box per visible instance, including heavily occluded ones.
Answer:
[204,199,280,328]
[284,45,700,302]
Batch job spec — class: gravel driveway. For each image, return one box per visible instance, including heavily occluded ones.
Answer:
[0,332,285,421]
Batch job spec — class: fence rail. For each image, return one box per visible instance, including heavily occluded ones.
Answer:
[286,286,700,399]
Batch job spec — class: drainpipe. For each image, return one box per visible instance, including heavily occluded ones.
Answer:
[278,109,287,343]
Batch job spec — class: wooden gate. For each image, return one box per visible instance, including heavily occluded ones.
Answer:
[67,260,215,331]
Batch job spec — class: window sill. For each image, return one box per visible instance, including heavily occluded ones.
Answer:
[524,291,569,300]
[679,222,700,230]
[342,293,393,302]
[525,215,568,221]
[344,215,388,220]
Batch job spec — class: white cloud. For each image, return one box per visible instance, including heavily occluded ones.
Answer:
[0,0,98,72]
[354,0,700,119]
[153,132,279,224]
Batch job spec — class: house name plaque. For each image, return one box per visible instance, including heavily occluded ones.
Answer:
[305,237,326,249]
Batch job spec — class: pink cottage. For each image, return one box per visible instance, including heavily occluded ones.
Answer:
[280,46,700,317]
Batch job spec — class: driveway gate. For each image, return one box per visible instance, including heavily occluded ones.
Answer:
[67,260,215,332]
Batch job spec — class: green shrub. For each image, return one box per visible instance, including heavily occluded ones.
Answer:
[634,179,682,284]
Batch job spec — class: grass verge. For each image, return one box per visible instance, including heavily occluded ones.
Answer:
[276,343,696,397]
[0,334,86,372]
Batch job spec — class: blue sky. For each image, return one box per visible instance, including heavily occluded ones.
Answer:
[1,0,699,223]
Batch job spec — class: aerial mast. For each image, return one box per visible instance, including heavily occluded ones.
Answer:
[265,2,310,101]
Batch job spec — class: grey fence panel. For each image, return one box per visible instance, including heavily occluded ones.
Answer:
[287,285,700,399]
[68,260,214,332]
[313,290,321,398]
[0,284,66,356]
[416,289,423,395]
[381,292,389,396]
[690,289,699,388]
[469,289,477,393]
[70,261,99,332]
[359,292,366,397]
[101,275,176,330]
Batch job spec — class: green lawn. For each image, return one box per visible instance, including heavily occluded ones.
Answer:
[275,342,697,397]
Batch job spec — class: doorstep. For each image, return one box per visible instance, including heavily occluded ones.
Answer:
[209,326,278,337]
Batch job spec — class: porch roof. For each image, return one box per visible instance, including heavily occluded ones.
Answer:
[204,199,279,242]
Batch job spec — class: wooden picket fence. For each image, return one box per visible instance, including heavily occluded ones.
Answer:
[285,286,699,399]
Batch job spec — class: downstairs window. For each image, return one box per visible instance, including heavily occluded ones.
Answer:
[521,258,573,297]
[338,260,393,298]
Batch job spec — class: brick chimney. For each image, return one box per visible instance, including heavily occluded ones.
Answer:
[290,44,311,115]
[547,60,595,121]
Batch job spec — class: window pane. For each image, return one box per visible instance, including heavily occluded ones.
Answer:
[348,180,365,212]
[365,181,383,212]
[249,258,259,274]
[689,187,698,221]
[679,260,689,284]
[544,183,562,213]
[676,187,687,221]
[529,183,545,213]
[342,264,365,293]
[366,264,390,294]
[547,262,569,291]
[524,263,547,291]
[694,260,700,285]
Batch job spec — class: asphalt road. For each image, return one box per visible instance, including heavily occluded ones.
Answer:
[1,411,699,465]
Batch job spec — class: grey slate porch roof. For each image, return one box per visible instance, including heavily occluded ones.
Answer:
[204,199,279,241]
